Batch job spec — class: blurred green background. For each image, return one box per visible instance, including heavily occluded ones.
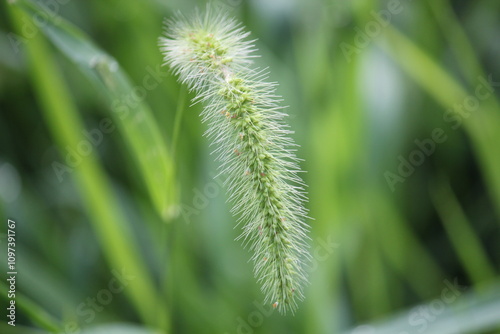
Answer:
[1,0,500,333]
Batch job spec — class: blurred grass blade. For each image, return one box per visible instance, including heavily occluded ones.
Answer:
[80,324,162,334]
[428,0,489,85]
[8,4,167,329]
[343,281,500,334]
[374,193,445,299]
[0,324,46,334]
[0,281,61,333]
[378,27,500,220]
[15,0,177,220]
[430,177,496,285]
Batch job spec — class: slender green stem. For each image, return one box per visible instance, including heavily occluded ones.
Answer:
[170,85,187,163]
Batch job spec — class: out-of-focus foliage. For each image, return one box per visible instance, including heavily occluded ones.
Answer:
[0,0,499,333]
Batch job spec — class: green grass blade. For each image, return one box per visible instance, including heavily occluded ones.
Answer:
[0,281,61,333]
[428,0,489,85]
[430,177,497,285]
[79,323,163,334]
[375,194,445,298]
[378,27,500,220]
[0,324,45,334]
[8,4,168,329]
[15,0,177,220]
[343,281,500,334]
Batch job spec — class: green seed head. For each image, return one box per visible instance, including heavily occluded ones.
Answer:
[159,6,311,314]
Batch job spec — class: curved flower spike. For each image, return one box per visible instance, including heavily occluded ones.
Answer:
[159,6,311,314]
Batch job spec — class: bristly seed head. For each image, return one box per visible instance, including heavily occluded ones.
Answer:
[159,6,311,314]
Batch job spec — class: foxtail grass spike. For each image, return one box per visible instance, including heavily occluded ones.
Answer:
[159,7,310,314]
